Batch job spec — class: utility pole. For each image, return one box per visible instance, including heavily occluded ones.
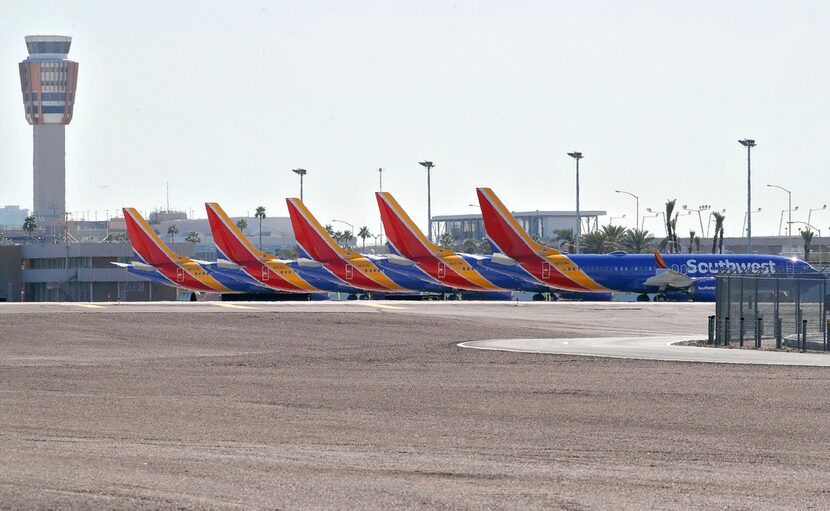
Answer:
[568,152,583,253]
[739,139,756,253]
[419,161,435,242]
[378,167,384,246]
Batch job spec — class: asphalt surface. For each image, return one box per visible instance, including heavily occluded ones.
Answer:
[1,301,829,509]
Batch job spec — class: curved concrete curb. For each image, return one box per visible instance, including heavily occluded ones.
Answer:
[459,336,830,366]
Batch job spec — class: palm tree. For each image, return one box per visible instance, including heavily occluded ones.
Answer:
[801,229,815,261]
[438,232,454,249]
[664,199,679,253]
[711,212,725,254]
[254,206,266,250]
[235,218,248,233]
[341,230,353,248]
[358,226,371,249]
[462,237,479,254]
[552,228,575,252]
[167,224,179,243]
[185,231,201,244]
[22,215,37,239]
[477,238,493,255]
[600,224,628,251]
[324,224,335,237]
[688,230,696,253]
[621,228,654,253]
[580,231,608,254]
[278,246,299,259]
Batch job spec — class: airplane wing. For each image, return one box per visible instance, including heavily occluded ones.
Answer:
[645,250,694,289]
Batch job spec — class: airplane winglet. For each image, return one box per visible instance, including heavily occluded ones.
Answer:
[654,249,668,269]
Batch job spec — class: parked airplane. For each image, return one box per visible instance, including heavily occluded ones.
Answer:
[116,208,266,297]
[476,188,819,301]
[205,202,360,295]
[376,191,543,296]
[285,197,453,295]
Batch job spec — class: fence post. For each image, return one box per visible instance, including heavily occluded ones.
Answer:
[801,320,808,351]
[775,317,782,349]
[715,316,721,346]
[739,317,745,347]
[756,317,762,349]
[825,319,830,352]
[708,316,715,345]
[724,317,731,347]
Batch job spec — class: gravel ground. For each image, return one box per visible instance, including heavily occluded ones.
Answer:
[1,307,829,510]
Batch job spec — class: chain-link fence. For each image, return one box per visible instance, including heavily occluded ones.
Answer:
[713,273,829,350]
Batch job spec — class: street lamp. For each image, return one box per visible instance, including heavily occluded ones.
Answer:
[767,184,792,237]
[683,204,711,235]
[419,161,435,242]
[789,221,821,237]
[640,211,661,231]
[567,152,583,253]
[779,206,799,236]
[739,138,756,252]
[292,168,308,201]
[615,190,639,230]
[645,207,667,236]
[808,204,827,229]
[332,219,355,248]
[378,167,384,246]
[610,214,626,224]
[742,208,761,237]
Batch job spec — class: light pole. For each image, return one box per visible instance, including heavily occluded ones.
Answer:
[683,204,711,235]
[739,139,756,252]
[567,152,583,253]
[645,207,667,236]
[615,190,639,230]
[419,161,435,242]
[292,168,308,201]
[789,221,821,237]
[767,184,792,237]
[610,214,626,224]
[779,206,799,236]
[641,211,661,231]
[332,219,354,248]
[378,167,384,246]
[808,204,827,230]
[742,208,761,237]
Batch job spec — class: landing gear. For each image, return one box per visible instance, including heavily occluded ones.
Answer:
[532,293,546,301]
[636,294,650,302]
[654,294,666,302]
[347,294,358,300]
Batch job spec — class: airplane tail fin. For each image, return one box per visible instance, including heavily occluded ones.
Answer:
[376,192,448,259]
[285,198,349,263]
[205,202,265,263]
[475,188,559,258]
[122,208,183,266]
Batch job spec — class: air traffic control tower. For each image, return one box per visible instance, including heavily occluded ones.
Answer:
[18,35,79,226]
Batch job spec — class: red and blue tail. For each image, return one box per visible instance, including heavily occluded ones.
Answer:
[476,188,558,259]
[123,208,182,266]
[205,202,264,263]
[285,198,349,263]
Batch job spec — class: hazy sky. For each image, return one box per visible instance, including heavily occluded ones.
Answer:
[1,1,829,238]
